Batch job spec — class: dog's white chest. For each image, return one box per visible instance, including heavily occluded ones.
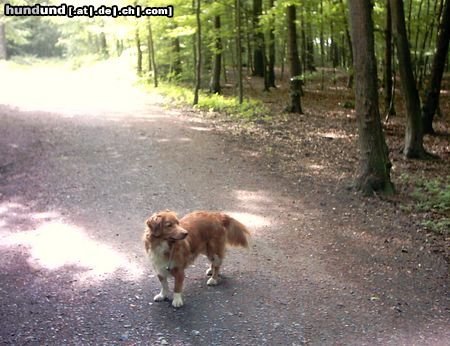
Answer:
[149,242,170,276]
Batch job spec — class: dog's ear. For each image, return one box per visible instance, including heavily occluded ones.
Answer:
[146,214,164,237]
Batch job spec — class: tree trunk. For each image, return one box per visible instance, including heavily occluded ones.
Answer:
[384,0,395,116]
[286,5,303,114]
[348,0,394,195]
[320,0,325,90]
[267,0,276,88]
[0,22,7,60]
[210,15,222,94]
[253,0,265,77]
[172,37,182,77]
[236,0,243,104]
[193,0,201,105]
[147,19,158,88]
[135,29,142,76]
[391,0,427,158]
[330,22,339,68]
[422,0,450,135]
[339,0,354,88]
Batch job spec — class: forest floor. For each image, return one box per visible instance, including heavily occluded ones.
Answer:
[0,59,449,345]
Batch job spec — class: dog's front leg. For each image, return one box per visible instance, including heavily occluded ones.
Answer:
[171,268,185,308]
[154,274,169,302]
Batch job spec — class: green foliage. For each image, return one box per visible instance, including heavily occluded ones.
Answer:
[400,173,450,235]
[152,82,268,121]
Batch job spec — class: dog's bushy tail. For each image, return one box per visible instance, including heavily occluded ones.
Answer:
[222,214,250,248]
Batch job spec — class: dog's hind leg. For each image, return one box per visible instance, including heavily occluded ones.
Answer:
[154,275,169,302]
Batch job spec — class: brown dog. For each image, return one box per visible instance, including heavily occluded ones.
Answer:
[143,210,250,307]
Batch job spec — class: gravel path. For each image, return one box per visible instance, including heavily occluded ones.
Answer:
[0,61,448,345]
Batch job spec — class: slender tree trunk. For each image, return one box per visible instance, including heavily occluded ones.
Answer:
[391,0,427,158]
[193,0,201,105]
[253,0,265,77]
[147,19,158,87]
[286,5,303,114]
[267,0,276,88]
[339,0,354,88]
[236,0,243,104]
[0,22,7,60]
[135,29,142,76]
[172,37,182,77]
[384,0,395,116]
[320,0,325,90]
[244,8,253,75]
[300,8,307,74]
[413,0,424,78]
[348,0,394,195]
[100,32,108,58]
[306,21,315,71]
[422,0,450,134]
[210,15,222,94]
[417,0,433,89]
[330,22,339,68]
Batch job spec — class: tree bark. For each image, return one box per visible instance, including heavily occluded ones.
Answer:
[172,36,182,77]
[147,19,158,88]
[135,29,142,76]
[193,0,201,105]
[253,0,265,77]
[384,0,395,116]
[0,22,7,60]
[210,15,222,94]
[286,5,303,114]
[391,0,427,158]
[422,0,450,134]
[236,0,243,104]
[267,0,276,88]
[339,0,354,88]
[348,0,394,195]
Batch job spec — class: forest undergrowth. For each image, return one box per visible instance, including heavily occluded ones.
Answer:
[151,68,450,259]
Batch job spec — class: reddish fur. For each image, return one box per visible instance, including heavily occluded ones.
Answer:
[143,210,250,303]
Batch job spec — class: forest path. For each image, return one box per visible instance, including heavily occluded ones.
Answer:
[0,60,448,345]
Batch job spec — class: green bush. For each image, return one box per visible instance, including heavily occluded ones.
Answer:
[152,83,269,121]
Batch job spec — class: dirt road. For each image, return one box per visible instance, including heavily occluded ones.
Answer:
[0,60,448,345]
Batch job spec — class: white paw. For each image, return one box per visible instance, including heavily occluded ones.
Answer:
[206,267,212,276]
[172,293,184,308]
[207,277,218,286]
[153,292,167,302]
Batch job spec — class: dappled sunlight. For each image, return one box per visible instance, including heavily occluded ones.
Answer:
[189,126,213,132]
[1,220,143,282]
[224,211,270,236]
[156,137,192,143]
[0,201,144,283]
[317,131,351,140]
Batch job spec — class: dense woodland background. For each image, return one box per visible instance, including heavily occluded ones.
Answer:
[0,0,449,241]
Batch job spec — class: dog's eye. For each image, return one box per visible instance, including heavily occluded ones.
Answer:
[164,222,172,227]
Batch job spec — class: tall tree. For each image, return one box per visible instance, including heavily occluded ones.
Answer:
[147,19,158,88]
[267,0,276,88]
[391,0,427,158]
[384,0,395,117]
[348,0,394,195]
[0,22,7,60]
[135,28,142,76]
[338,0,354,88]
[193,0,202,105]
[210,15,222,94]
[236,0,244,104]
[422,0,450,134]
[286,4,303,114]
[253,0,265,77]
